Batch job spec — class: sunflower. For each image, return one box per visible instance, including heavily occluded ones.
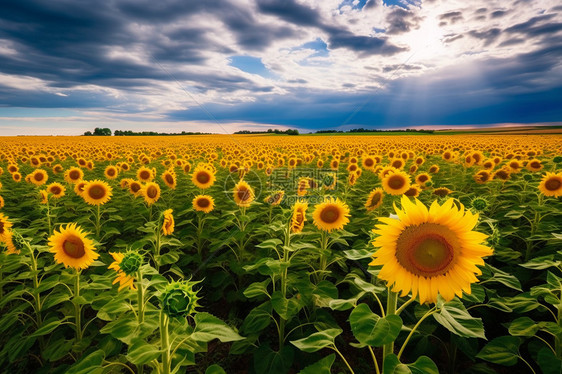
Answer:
[526,159,543,172]
[137,167,154,182]
[39,189,48,204]
[0,213,13,242]
[74,181,87,196]
[82,180,113,205]
[291,201,308,233]
[493,168,511,181]
[162,170,177,189]
[473,170,491,184]
[538,172,562,197]
[29,169,49,186]
[264,191,284,206]
[48,223,98,270]
[108,252,136,291]
[370,196,493,303]
[428,165,440,174]
[47,182,66,198]
[64,167,83,184]
[382,170,411,196]
[233,180,254,207]
[141,182,161,206]
[125,180,141,196]
[12,172,22,182]
[0,195,4,209]
[433,187,453,197]
[193,195,215,213]
[312,197,350,232]
[162,209,175,235]
[192,166,216,189]
[365,188,384,211]
[362,156,376,170]
[415,173,431,186]
[297,178,309,196]
[104,165,119,180]
[404,184,422,198]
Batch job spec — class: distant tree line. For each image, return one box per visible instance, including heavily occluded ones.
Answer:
[315,128,435,134]
[82,128,210,136]
[234,129,300,135]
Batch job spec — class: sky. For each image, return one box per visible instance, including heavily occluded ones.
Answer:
[0,0,561,135]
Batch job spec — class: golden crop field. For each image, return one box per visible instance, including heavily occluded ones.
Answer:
[1,134,562,373]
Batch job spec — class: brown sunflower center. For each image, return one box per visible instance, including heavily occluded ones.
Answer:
[196,171,210,184]
[146,185,158,198]
[197,198,210,208]
[530,161,541,169]
[140,170,151,180]
[545,178,561,191]
[0,221,5,233]
[88,185,106,200]
[165,174,174,184]
[418,175,428,183]
[364,158,374,167]
[320,205,340,224]
[395,223,458,277]
[368,193,382,207]
[62,235,86,259]
[50,186,62,195]
[130,183,141,193]
[107,168,116,176]
[294,210,305,225]
[237,186,251,202]
[387,175,406,190]
[69,170,80,179]
[34,173,44,181]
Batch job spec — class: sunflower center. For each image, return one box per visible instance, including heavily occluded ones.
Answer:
[395,223,458,277]
[530,161,541,169]
[147,185,158,198]
[108,169,116,176]
[69,170,80,179]
[320,205,340,224]
[51,186,62,195]
[365,159,374,167]
[387,175,405,190]
[369,193,381,207]
[34,173,44,181]
[63,235,86,259]
[165,174,174,184]
[545,178,561,191]
[294,210,305,225]
[89,185,106,199]
[237,186,250,201]
[418,175,428,183]
[0,221,4,233]
[197,198,210,208]
[131,183,141,193]
[197,172,210,184]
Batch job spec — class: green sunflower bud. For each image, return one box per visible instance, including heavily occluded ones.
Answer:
[553,156,562,164]
[471,197,489,211]
[120,251,143,275]
[161,281,200,318]
[523,174,533,181]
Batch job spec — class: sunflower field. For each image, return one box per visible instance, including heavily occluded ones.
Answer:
[1,134,562,374]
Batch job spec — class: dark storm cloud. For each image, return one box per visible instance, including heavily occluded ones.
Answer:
[386,8,423,35]
[490,10,508,18]
[328,31,407,56]
[439,11,463,23]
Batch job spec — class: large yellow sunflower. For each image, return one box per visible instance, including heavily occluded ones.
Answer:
[162,209,175,235]
[104,165,119,180]
[162,170,177,189]
[193,195,215,213]
[142,182,161,206]
[538,172,562,197]
[291,201,308,233]
[370,196,492,304]
[365,188,384,211]
[82,180,113,205]
[312,197,350,232]
[29,169,49,186]
[192,166,216,189]
[48,223,98,270]
[233,180,254,207]
[137,166,154,182]
[47,182,66,199]
[382,170,411,196]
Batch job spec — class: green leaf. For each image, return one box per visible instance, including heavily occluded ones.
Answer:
[256,238,283,250]
[408,356,439,374]
[349,303,403,347]
[205,364,227,374]
[313,280,338,308]
[241,302,273,334]
[254,344,294,374]
[298,354,335,374]
[271,291,300,320]
[191,312,244,343]
[520,255,561,270]
[126,339,161,365]
[508,317,540,337]
[30,319,64,337]
[243,279,271,299]
[66,349,105,374]
[290,328,342,353]
[434,297,486,339]
[382,354,411,374]
[484,265,522,291]
[476,336,521,366]
[537,347,562,374]
[343,248,373,260]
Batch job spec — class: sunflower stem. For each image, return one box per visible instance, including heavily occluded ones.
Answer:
[27,242,45,352]
[332,345,355,374]
[397,307,437,360]
[137,269,144,324]
[279,221,291,350]
[368,346,380,374]
[160,310,171,374]
[95,204,101,240]
[74,270,83,344]
[46,197,52,236]
[383,289,398,359]
[318,230,329,283]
